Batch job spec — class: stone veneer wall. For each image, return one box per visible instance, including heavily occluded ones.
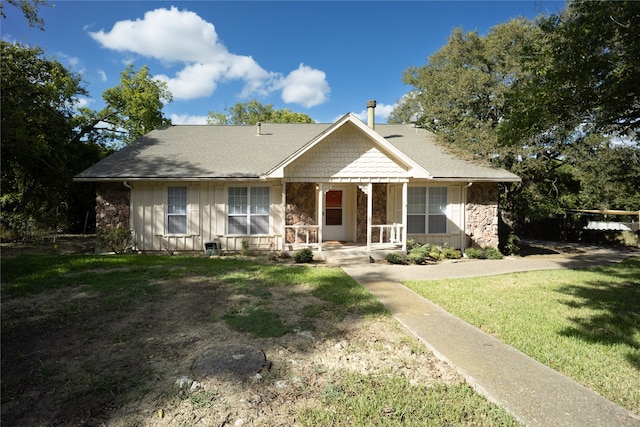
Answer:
[466,183,499,248]
[96,182,130,230]
[356,184,387,243]
[285,182,317,243]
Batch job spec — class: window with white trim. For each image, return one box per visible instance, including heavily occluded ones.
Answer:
[407,187,448,234]
[167,186,188,235]
[228,187,270,235]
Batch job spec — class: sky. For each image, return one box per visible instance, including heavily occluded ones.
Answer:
[2,0,566,125]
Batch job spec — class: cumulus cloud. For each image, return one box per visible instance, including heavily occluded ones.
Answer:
[279,64,330,108]
[97,69,107,82]
[89,7,329,107]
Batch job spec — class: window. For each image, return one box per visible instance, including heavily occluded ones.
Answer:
[167,186,187,235]
[228,187,270,235]
[407,187,447,234]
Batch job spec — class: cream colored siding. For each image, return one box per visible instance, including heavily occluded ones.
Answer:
[285,125,408,181]
[405,183,466,250]
[130,182,282,252]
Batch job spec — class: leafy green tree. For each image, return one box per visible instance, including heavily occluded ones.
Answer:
[500,0,640,217]
[390,20,574,227]
[1,43,173,238]
[75,64,173,147]
[392,12,640,233]
[390,19,540,160]
[1,41,99,237]
[1,0,48,30]
[507,0,640,141]
[207,100,314,125]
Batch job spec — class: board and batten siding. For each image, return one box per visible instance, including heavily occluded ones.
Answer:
[387,182,466,250]
[130,181,283,252]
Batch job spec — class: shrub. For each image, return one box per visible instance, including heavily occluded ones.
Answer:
[294,248,314,263]
[406,239,422,251]
[241,239,251,256]
[96,227,132,254]
[428,246,444,261]
[385,252,405,264]
[465,246,503,260]
[483,246,504,259]
[501,232,521,256]
[464,247,484,259]
[441,246,462,259]
[407,247,428,264]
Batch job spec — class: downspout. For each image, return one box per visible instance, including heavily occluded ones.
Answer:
[123,181,133,249]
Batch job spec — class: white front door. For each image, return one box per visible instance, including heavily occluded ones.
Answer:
[323,188,345,241]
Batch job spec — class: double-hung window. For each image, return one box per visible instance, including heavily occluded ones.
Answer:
[167,186,188,235]
[407,187,448,234]
[228,187,270,235]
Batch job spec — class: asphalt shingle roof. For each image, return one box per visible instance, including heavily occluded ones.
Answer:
[75,121,519,182]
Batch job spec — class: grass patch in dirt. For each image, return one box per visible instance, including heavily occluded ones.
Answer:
[2,251,519,426]
[404,257,640,414]
[300,372,519,426]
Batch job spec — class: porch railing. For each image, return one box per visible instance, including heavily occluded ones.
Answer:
[285,225,319,246]
[371,223,404,245]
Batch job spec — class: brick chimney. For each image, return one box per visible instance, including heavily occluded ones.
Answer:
[367,100,376,129]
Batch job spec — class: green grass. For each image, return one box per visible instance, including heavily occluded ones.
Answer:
[1,253,522,425]
[403,257,640,414]
[299,371,520,426]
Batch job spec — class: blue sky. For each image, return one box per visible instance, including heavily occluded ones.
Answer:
[3,1,565,124]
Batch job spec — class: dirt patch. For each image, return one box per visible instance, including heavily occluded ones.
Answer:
[1,258,462,426]
[1,234,96,257]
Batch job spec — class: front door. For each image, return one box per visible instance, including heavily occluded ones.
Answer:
[323,188,345,241]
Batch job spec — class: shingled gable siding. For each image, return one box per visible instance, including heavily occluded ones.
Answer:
[466,182,500,248]
[285,182,317,243]
[284,125,407,181]
[96,182,130,230]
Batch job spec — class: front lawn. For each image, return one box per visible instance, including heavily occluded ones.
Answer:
[1,252,519,426]
[404,257,640,414]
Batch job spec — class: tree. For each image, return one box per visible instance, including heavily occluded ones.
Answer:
[500,1,640,216]
[391,19,540,160]
[1,41,99,237]
[390,20,570,228]
[507,0,640,141]
[1,0,48,30]
[207,100,314,125]
[75,64,173,147]
[392,12,640,234]
[1,43,174,238]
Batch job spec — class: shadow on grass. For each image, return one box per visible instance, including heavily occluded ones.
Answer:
[556,258,640,369]
[0,254,388,426]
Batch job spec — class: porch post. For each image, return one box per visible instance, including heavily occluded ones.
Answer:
[366,182,373,251]
[402,182,408,252]
[281,182,286,253]
[317,183,323,252]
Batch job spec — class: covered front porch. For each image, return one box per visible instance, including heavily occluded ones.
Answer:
[281,181,408,254]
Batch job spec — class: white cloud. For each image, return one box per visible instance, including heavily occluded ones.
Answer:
[170,113,209,125]
[97,69,107,82]
[89,7,330,107]
[71,96,93,111]
[278,64,330,108]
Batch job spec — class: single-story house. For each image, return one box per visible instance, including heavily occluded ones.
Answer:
[75,101,520,255]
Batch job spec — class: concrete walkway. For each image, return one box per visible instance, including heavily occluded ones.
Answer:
[341,246,640,427]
